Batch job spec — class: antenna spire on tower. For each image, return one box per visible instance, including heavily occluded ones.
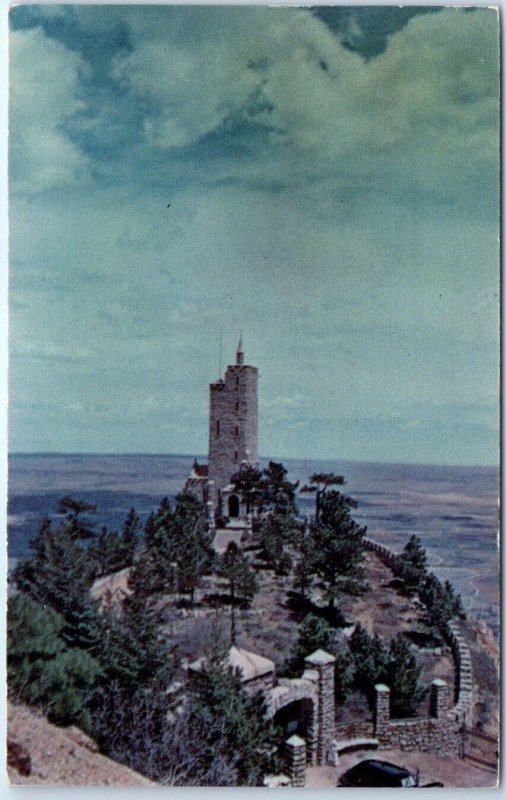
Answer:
[236,333,244,365]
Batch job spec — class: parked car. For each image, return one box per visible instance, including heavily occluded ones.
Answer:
[338,759,444,788]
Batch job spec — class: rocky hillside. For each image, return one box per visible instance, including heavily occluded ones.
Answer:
[7,701,154,786]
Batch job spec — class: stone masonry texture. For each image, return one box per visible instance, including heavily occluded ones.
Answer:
[208,360,258,512]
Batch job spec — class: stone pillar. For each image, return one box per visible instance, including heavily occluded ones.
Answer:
[285,735,306,787]
[374,683,390,739]
[304,649,335,765]
[430,678,450,718]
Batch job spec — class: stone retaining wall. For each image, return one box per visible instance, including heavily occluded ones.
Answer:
[373,680,460,756]
[363,537,399,570]
[335,720,375,740]
[446,620,473,726]
[362,536,473,756]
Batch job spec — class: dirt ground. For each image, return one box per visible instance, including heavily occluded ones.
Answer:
[306,746,498,789]
[7,702,154,786]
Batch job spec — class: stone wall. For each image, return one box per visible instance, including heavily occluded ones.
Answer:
[362,536,398,570]
[373,680,460,756]
[335,720,375,740]
[446,620,473,726]
[363,536,473,756]
[242,671,275,697]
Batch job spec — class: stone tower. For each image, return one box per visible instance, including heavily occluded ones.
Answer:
[208,337,258,515]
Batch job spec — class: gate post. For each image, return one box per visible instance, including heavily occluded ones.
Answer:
[304,649,335,765]
[430,678,450,718]
[286,735,306,787]
[374,684,391,740]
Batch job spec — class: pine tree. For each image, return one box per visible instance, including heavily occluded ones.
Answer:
[230,465,264,515]
[176,523,213,604]
[261,461,299,514]
[188,636,279,785]
[309,489,366,611]
[13,507,99,652]
[218,542,258,643]
[386,634,427,717]
[257,511,297,573]
[293,532,316,599]
[120,507,140,566]
[219,542,257,605]
[395,534,427,590]
[7,594,101,727]
[284,613,335,675]
[300,472,352,521]
[349,623,377,694]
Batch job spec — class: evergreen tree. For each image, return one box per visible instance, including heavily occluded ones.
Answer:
[284,613,335,675]
[58,497,97,539]
[292,532,316,599]
[395,534,427,590]
[230,465,264,514]
[218,542,257,643]
[119,507,140,567]
[261,461,299,514]
[386,634,427,717]
[444,579,466,619]
[257,511,297,574]
[7,593,65,701]
[309,489,366,611]
[176,522,213,604]
[172,492,212,602]
[334,650,355,703]
[218,542,257,605]
[7,594,100,728]
[139,493,211,600]
[88,525,131,578]
[300,472,354,521]
[13,506,99,651]
[349,623,377,696]
[96,563,175,693]
[188,636,279,785]
[137,499,178,594]
[371,633,390,684]
[420,572,465,628]
[348,625,426,716]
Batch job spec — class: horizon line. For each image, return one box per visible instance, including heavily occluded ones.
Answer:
[6,451,499,471]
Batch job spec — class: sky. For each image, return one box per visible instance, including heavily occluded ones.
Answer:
[8,5,499,465]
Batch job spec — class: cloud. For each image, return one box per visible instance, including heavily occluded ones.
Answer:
[7,7,499,463]
[10,26,89,193]
[110,8,498,208]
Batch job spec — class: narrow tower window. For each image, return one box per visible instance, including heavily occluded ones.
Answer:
[236,377,239,388]
[234,451,238,462]
[234,426,238,436]
[235,401,239,411]
[216,420,220,436]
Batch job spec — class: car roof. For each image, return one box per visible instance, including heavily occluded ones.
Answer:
[353,759,412,777]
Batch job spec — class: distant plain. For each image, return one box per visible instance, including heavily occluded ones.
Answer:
[8,454,499,636]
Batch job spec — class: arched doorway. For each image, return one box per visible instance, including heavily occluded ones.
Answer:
[228,494,240,518]
[274,698,313,741]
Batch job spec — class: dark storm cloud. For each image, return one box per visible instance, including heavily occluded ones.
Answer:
[312,6,441,58]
